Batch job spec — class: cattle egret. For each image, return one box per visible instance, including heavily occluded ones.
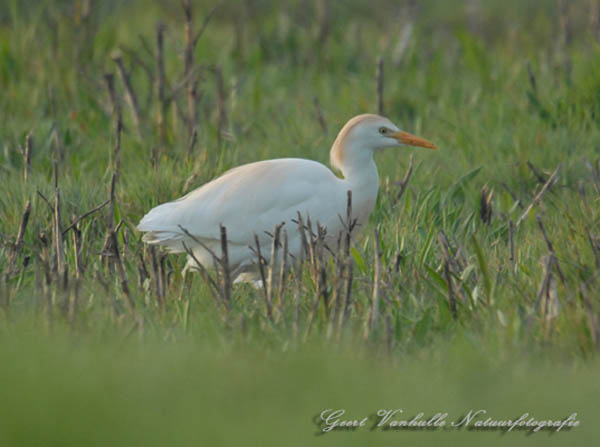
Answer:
[138,114,436,282]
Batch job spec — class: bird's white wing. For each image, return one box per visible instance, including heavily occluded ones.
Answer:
[137,158,347,251]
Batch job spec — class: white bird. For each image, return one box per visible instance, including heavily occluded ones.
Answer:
[138,114,436,282]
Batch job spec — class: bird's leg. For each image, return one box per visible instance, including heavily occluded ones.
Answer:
[178,265,193,302]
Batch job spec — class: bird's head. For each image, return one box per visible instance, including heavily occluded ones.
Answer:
[330,114,437,174]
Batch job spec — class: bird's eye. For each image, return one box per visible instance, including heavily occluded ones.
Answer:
[379,127,388,134]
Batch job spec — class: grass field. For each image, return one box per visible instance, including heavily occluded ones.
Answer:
[1,0,599,445]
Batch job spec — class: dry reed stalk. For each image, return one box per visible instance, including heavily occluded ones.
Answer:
[266,223,283,316]
[183,0,198,138]
[254,233,273,322]
[344,191,355,252]
[394,155,414,204]
[316,224,328,296]
[304,223,329,341]
[337,259,354,340]
[295,212,309,259]
[480,185,493,224]
[526,160,547,184]
[156,22,167,147]
[364,228,382,339]
[187,127,198,160]
[326,235,344,340]
[108,171,117,228]
[516,166,559,227]
[103,73,120,119]
[436,231,469,304]
[118,44,154,93]
[193,3,221,47]
[110,227,135,313]
[7,200,32,272]
[214,65,227,148]
[69,219,83,323]
[158,253,167,306]
[335,192,356,339]
[293,241,304,343]
[113,56,142,138]
[536,216,567,288]
[327,192,356,340]
[71,220,83,279]
[39,232,52,327]
[113,112,123,177]
[137,252,150,289]
[62,200,110,236]
[534,255,560,336]
[150,246,163,305]
[22,133,32,183]
[304,267,327,341]
[15,201,32,247]
[376,56,384,115]
[313,96,327,134]
[53,161,66,290]
[305,217,321,282]
[99,173,118,273]
[276,229,289,316]
[219,224,232,313]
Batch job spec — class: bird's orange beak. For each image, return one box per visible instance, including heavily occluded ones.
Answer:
[390,131,437,150]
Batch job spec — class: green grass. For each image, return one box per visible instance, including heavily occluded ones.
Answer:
[1,0,600,444]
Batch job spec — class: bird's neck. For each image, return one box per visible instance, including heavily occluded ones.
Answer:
[342,157,379,189]
[332,143,380,225]
[332,141,379,188]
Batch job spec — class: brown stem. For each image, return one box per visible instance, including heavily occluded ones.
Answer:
[62,199,110,236]
[516,166,559,227]
[394,155,414,204]
[376,56,384,115]
[23,133,32,183]
[53,161,66,290]
[113,56,142,138]
[214,65,227,148]
[277,229,289,317]
[103,73,120,119]
[110,228,135,313]
[364,228,382,339]
[254,233,272,322]
[313,96,327,134]
[219,224,231,313]
[14,200,31,255]
[183,0,198,138]
[267,223,283,318]
[536,216,567,287]
[156,22,167,147]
